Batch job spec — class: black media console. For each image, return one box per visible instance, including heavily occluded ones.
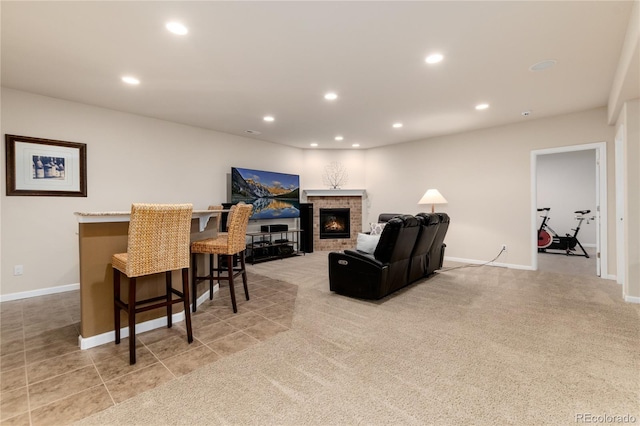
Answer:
[245,229,303,264]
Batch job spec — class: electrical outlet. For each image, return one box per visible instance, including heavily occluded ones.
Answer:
[14,265,24,276]
[501,244,507,252]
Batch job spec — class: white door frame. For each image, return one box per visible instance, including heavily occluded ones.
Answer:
[530,142,608,277]
[615,125,625,285]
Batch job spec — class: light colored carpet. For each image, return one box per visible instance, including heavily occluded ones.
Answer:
[79,252,640,425]
[538,246,597,277]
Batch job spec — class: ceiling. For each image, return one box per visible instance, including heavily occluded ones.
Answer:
[1,1,634,149]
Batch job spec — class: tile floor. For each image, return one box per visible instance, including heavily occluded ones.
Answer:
[0,273,297,425]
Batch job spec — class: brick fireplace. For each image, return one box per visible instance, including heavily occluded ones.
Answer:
[304,189,366,251]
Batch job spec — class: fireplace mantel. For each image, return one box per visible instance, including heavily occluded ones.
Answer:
[303,189,366,197]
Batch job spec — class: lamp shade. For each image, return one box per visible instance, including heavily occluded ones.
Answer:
[418,189,447,205]
[418,189,447,213]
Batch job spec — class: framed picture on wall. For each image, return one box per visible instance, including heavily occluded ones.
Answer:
[5,134,87,197]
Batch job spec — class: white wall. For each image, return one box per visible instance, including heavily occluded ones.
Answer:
[630,100,640,301]
[617,99,640,301]
[364,107,616,270]
[301,149,368,231]
[0,89,622,298]
[1,88,303,296]
[537,150,597,245]
[301,149,366,190]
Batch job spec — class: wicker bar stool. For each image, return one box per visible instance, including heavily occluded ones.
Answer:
[218,202,243,234]
[191,203,253,313]
[112,203,194,365]
[209,205,223,214]
[189,204,223,309]
[208,204,225,233]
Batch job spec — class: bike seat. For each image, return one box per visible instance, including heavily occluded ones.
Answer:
[537,207,551,211]
[574,210,590,215]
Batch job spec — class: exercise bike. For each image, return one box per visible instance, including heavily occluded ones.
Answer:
[537,208,591,258]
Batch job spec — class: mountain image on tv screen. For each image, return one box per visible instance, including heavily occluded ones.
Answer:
[231,167,300,219]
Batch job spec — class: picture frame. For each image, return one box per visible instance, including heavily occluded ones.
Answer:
[5,134,87,197]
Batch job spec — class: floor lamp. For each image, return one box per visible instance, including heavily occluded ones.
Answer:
[418,189,447,213]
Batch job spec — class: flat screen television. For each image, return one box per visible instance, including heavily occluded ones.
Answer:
[231,167,300,220]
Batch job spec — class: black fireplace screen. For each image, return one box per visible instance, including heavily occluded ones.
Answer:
[319,208,350,239]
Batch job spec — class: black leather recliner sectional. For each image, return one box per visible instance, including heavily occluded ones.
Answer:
[426,213,450,276]
[328,212,449,300]
[409,212,441,282]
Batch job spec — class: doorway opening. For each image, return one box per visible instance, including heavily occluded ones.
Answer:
[531,142,608,278]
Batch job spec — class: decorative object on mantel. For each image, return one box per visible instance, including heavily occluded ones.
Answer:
[418,188,447,213]
[322,161,348,189]
[5,134,87,197]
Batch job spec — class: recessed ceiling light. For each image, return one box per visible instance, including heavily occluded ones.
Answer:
[166,22,188,35]
[310,143,318,147]
[529,60,556,72]
[352,144,360,148]
[392,123,403,128]
[334,136,344,141]
[121,76,140,85]
[521,110,532,117]
[475,103,490,110]
[324,92,338,101]
[425,53,444,64]
[263,116,275,122]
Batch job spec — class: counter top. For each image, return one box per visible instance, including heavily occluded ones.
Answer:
[75,209,225,232]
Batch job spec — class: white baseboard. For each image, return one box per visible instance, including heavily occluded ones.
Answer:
[444,256,534,271]
[0,283,80,302]
[78,284,218,350]
[188,283,220,315]
[79,312,186,350]
[624,294,640,304]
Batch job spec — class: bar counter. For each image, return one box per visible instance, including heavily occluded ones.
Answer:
[75,210,223,349]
